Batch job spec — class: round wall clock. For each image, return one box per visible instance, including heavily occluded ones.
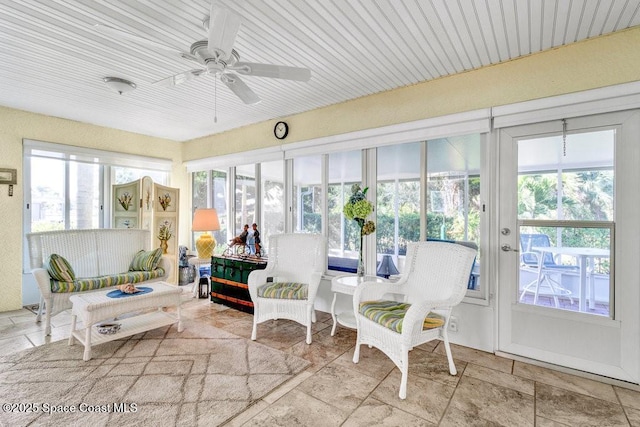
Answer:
[274,121,289,139]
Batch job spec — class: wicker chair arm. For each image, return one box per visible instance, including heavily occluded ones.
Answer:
[401,300,451,343]
[157,256,173,281]
[247,269,269,300]
[32,267,52,298]
[353,280,403,306]
[306,271,323,301]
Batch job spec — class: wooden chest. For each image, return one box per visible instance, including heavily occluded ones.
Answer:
[210,255,267,313]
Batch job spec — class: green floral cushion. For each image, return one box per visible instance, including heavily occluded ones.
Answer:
[257,282,308,300]
[359,300,445,333]
[129,248,163,272]
[45,253,76,282]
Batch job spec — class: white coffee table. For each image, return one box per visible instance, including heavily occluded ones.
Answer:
[330,275,387,336]
[68,282,183,361]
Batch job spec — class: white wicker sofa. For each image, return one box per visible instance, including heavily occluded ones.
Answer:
[27,228,172,335]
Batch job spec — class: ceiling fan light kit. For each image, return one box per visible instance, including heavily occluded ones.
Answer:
[103,77,136,95]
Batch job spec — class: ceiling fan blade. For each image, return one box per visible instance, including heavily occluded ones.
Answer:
[208,4,241,60]
[93,24,199,63]
[230,62,311,82]
[153,69,205,87]
[221,73,260,105]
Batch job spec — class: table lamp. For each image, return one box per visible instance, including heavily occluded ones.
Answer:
[377,254,400,279]
[192,208,220,259]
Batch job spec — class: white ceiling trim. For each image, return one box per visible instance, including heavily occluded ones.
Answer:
[184,145,283,172]
[23,139,172,171]
[493,81,640,128]
[283,108,491,159]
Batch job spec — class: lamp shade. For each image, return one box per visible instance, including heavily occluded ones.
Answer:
[377,255,400,278]
[192,208,220,232]
[192,208,221,259]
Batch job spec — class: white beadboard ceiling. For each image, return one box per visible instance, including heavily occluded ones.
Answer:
[1,0,639,142]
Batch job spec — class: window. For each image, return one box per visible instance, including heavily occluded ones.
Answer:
[186,123,487,300]
[517,129,614,316]
[426,135,482,291]
[260,160,284,252]
[235,164,256,236]
[24,140,171,270]
[292,155,322,233]
[376,143,421,273]
[192,169,228,250]
[328,150,362,270]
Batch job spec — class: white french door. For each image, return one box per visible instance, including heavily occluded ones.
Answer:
[497,111,640,383]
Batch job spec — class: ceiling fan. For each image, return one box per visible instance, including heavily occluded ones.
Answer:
[94,2,311,106]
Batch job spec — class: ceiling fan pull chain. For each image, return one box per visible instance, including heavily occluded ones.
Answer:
[562,118,567,156]
[214,77,218,123]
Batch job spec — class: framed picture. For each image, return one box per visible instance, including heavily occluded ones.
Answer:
[0,168,17,184]
[114,216,138,229]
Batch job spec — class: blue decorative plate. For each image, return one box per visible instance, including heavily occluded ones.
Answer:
[106,286,153,298]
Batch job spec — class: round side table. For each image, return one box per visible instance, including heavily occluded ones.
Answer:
[330,274,387,336]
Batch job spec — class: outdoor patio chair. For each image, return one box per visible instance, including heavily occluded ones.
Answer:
[352,241,476,399]
[248,233,326,344]
[519,233,577,306]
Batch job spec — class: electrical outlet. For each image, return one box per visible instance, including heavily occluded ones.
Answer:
[448,316,459,332]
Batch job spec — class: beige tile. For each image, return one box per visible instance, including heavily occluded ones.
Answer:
[536,382,628,426]
[263,371,313,404]
[0,308,33,319]
[463,363,535,396]
[625,406,640,427]
[334,344,395,380]
[296,363,380,411]
[439,406,502,426]
[449,375,534,426]
[407,347,466,388]
[373,370,455,424]
[535,416,572,426]
[434,341,513,373]
[287,343,342,373]
[616,386,640,410]
[514,361,618,403]
[242,389,348,426]
[25,325,70,346]
[343,397,433,426]
[0,335,34,356]
[224,400,269,427]
[0,320,45,339]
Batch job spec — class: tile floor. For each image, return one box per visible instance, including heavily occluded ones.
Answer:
[1,292,639,426]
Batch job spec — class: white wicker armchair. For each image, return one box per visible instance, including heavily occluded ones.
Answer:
[352,241,477,399]
[248,233,326,344]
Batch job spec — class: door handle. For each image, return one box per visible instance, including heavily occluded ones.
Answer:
[501,244,519,252]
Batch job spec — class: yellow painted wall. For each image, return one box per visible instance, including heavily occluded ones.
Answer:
[0,108,183,312]
[183,26,640,159]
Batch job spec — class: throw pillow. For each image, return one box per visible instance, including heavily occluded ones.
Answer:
[129,248,163,272]
[46,253,76,282]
